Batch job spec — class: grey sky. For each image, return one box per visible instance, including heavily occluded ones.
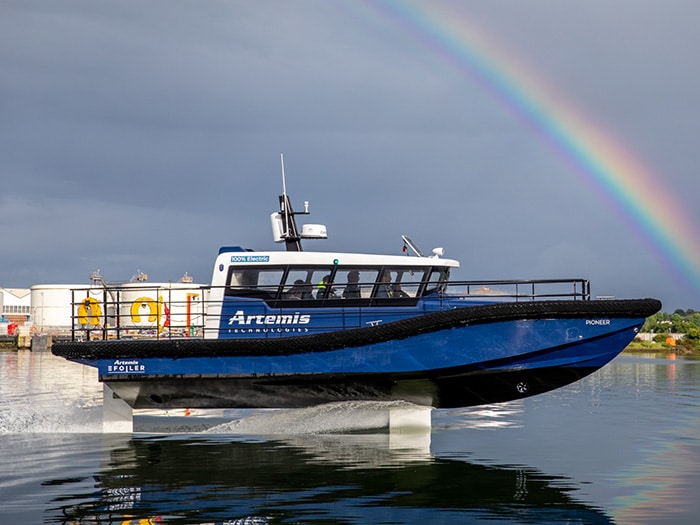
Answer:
[2,0,699,311]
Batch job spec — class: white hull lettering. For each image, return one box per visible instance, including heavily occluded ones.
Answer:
[585,319,611,326]
[108,360,145,373]
[230,327,310,334]
[228,310,311,326]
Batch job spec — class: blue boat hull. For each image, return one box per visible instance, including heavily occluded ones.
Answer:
[98,334,632,409]
[99,362,603,409]
[54,299,657,409]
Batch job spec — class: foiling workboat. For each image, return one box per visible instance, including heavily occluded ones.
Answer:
[52,188,661,411]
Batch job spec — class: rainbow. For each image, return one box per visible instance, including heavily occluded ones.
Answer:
[358,0,700,301]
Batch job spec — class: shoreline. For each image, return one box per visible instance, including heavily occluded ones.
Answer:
[624,343,699,355]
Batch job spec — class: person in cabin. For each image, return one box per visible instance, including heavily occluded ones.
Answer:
[285,279,306,299]
[391,282,409,298]
[317,275,337,299]
[301,281,314,300]
[376,270,393,298]
[342,270,361,299]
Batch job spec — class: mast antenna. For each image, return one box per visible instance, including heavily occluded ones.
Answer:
[280,152,288,198]
[280,153,291,237]
[271,153,327,251]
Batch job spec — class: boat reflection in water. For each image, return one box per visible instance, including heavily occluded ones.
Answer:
[52,426,612,524]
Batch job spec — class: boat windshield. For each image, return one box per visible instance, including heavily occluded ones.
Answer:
[225,264,450,301]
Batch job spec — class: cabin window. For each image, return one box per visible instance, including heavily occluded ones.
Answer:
[424,268,449,295]
[284,268,330,300]
[226,267,285,298]
[371,267,429,299]
[228,269,257,289]
[333,268,381,300]
[225,264,445,303]
[256,269,286,297]
[390,267,429,298]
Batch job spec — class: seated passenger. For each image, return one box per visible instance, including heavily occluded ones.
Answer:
[376,270,392,298]
[342,270,361,299]
[284,279,306,299]
[317,275,337,299]
[391,283,409,298]
[301,281,314,300]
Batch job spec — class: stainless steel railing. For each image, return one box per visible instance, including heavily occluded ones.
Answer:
[65,278,590,341]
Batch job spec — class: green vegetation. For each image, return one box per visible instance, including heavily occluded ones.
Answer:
[626,309,700,353]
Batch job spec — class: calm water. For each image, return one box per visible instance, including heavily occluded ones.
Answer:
[1,349,699,524]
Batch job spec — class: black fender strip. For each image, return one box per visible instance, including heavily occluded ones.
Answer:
[51,298,661,360]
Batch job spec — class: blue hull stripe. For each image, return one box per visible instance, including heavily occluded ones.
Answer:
[98,318,641,379]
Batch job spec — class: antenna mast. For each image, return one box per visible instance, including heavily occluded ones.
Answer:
[271,153,326,251]
[280,152,288,199]
[277,153,302,251]
[280,153,291,238]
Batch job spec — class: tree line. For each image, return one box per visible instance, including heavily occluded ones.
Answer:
[638,309,700,351]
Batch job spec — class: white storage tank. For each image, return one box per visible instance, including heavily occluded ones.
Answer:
[115,282,206,335]
[30,284,105,333]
